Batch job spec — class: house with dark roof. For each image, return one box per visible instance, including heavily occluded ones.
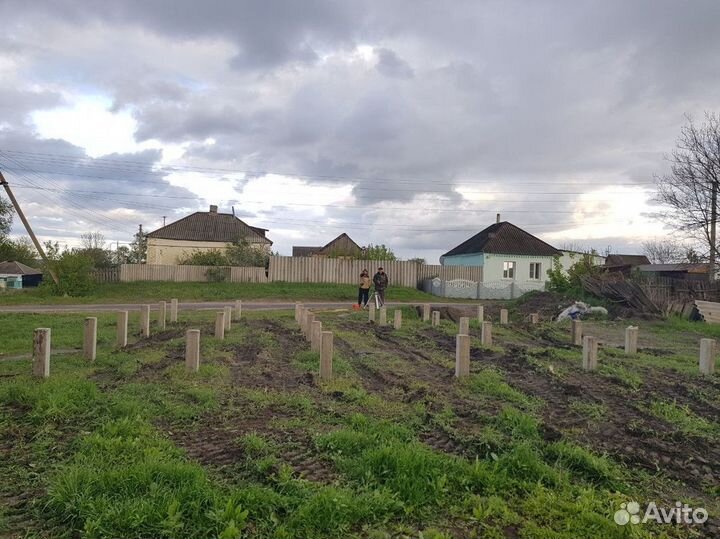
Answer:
[145,205,272,265]
[292,233,362,258]
[440,220,562,287]
[0,260,43,288]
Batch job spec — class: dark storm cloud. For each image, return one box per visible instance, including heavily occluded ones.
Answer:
[2,0,720,257]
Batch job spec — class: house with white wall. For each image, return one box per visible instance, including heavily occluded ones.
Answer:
[439,221,562,298]
[145,205,272,265]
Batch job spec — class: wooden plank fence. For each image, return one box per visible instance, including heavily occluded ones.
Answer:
[119,264,268,283]
[114,259,483,286]
[90,267,119,283]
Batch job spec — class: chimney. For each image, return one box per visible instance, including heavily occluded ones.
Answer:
[209,205,218,214]
[496,213,501,223]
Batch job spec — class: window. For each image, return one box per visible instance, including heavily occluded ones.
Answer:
[502,261,516,279]
[529,262,542,280]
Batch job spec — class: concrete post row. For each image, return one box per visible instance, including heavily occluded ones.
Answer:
[311,320,322,352]
[83,317,97,361]
[117,311,128,348]
[295,303,302,323]
[368,303,376,322]
[394,310,402,330]
[379,307,387,326]
[423,304,431,322]
[215,312,226,340]
[320,331,333,380]
[235,300,242,320]
[431,311,440,327]
[170,298,178,323]
[159,301,167,330]
[582,335,598,371]
[481,321,492,346]
[140,305,151,338]
[459,317,470,335]
[33,328,51,378]
[455,334,470,378]
[224,306,232,330]
[571,320,582,346]
[500,309,509,325]
[529,313,539,324]
[625,326,639,355]
[699,338,716,375]
[477,305,484,323]
[185,329,200,372]
[305,312,316,340]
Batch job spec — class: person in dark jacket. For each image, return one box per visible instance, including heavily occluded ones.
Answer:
[358,269,371,307]
[373,267,389,306]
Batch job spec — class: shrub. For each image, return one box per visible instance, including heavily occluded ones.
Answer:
[43,252,94,296]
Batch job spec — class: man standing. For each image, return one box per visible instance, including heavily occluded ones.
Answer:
[373,266,389,306]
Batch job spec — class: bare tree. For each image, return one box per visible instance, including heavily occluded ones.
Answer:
[80,231,106,250]
[641,239,685,264]
[655,112,720,279]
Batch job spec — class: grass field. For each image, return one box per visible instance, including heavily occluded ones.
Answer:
[0,281,438,305]
[0,302,718,538]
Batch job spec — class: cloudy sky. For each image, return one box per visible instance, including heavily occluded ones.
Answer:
[1,0,719,262]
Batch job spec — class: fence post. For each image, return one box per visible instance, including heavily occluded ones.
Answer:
[368,303,376,322]
[582,336,598,371]
[529,313,539,324]
[423,304,431,322]
[571,319,582,346]
[477,305,484,323]
[215,312,226,340]
[170,299,178,323]
[459,317,470,335]
[699,338,716,375]
[500,309,508,325]
[431,311,440,327]
[117,311,128,347]
[311,320,322,352]
[481,321,492,346]
[320,331,333,380]
[625,326,638,355]
[140,305,151,338]
[379,307,387,326]
[33,328,51,378]
[295,302,302,323]
[394,309,402,330]
[235,300,242,320]
[185,330,200,372]
[455,334,470,378]
[83,317,97,361]
[224,306,232,330]
[159,301,167,330]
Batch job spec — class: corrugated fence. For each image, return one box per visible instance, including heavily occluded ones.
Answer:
[116,258,483,286]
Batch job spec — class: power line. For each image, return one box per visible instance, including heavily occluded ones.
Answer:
[0,148,658,187]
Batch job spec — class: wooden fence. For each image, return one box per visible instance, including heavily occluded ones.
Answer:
[113,259,483,286]
[118,264,268,283]
[90,267,119,283]
[267,256,482,287]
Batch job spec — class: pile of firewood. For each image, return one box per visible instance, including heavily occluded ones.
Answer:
[581,273,661,314]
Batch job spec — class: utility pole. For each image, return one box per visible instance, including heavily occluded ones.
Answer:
[0,170,59,285]
[162,216,166,226]
[711,179,718,281]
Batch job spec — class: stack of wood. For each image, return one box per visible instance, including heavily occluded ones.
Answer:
[694,300,720,324]
[581,273,661,314]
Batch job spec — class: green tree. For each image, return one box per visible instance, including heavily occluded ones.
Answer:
[407,257,426,264]
[225,238,269,267]
[0,194,12,239]
[0,237,37,266]
[129,228,147,263]
[363,244,397,261]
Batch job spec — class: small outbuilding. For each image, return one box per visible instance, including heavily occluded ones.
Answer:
[0,260,43,288]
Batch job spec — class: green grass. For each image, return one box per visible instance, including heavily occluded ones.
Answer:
[648,400,720,439]
[0,308,712,539]
[0,281,437,305]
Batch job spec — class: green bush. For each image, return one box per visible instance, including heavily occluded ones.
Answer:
[42,252,95,296]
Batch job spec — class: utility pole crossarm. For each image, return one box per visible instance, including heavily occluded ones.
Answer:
[0,170,60,285]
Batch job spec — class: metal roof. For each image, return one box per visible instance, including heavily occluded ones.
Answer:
[442,222,561,258]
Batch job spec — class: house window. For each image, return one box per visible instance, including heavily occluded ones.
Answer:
[529,262,542,280]
[502,261,516,279]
